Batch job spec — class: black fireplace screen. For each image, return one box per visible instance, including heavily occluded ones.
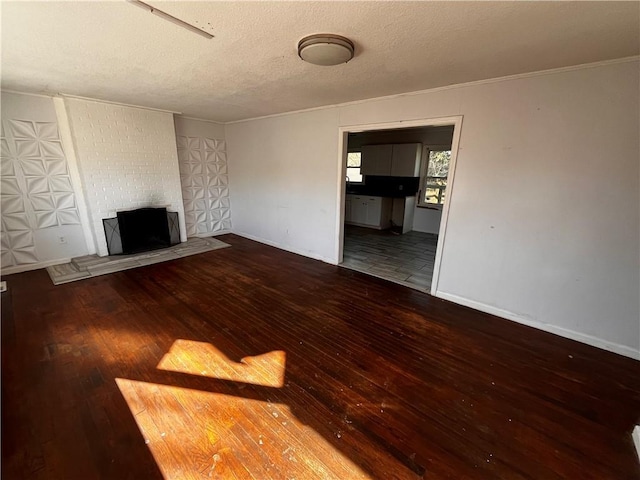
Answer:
[103,209,180,255]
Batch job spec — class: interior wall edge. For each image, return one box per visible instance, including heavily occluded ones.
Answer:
[231,231,338,265]
[52,96,97,255]
[436,291,640,360]
[176,114,225,125]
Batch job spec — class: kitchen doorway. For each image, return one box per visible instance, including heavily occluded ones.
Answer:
[335,116,463,295]
[342,226,439,290]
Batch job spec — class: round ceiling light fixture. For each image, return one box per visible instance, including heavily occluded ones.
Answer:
[297,34,354,66]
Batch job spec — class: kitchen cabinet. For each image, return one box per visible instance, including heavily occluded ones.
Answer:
[365,197,382,226]
[345,195,392,229]
[350,196,368,224]
[360,143,421,177]
[391,143,422,176]
[344,195,352,223]
[360,145,392,176]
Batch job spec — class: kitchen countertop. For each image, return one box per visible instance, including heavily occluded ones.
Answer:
[345,176,420,198]
[346,187,416,199]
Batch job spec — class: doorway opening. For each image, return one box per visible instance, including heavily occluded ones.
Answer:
[335,116,463,295]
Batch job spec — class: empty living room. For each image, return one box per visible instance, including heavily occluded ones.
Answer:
[1,1,639,479]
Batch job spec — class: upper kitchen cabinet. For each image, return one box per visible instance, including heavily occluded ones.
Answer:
[361,143,421,177]
[360,144,393,175]
[391,143,421,176]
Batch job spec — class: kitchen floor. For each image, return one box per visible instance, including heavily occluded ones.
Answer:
[341,225,438,291]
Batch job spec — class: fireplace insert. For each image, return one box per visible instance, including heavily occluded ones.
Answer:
[117,207,171,255]
[102,207,180,256]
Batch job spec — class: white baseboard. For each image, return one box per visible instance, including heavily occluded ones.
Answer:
[435,291,640,361]
[193,229,233,238]
[1,257,71,276]
[231,230,335,264]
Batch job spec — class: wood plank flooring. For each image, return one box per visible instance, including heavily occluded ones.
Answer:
[2,234,639,479]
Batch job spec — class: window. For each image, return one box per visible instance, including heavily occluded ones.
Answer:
[419,149,451,207]
[346,152,363,183]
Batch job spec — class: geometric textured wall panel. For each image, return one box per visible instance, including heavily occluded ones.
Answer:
[1,117,82,268]
[1,213,31,232]
[177,135,231,237]
[1,230,38,266]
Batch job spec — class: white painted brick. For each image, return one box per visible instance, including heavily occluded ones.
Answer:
[66,99,186,256]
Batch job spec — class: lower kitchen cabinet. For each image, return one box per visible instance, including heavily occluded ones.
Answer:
[345,195,392,229]
[345,196,352,223]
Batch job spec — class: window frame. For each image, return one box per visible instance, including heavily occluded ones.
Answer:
[417,145,452,209]
[346,150,364,184]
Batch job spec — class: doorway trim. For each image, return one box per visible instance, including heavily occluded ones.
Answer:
[334,115,463,296]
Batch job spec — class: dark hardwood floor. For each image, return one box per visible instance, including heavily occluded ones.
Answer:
[2,234,639,479]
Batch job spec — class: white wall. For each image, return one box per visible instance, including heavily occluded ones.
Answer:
[226,59,640,358]
[227,108,340,262]
[1,92,89,273]
[412,208,442,235]
[174,116,231,237]
[64,99,186,256]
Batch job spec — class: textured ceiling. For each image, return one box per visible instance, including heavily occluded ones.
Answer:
[2,1,638,122]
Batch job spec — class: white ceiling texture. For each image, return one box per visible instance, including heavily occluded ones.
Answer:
[2,1,638,122]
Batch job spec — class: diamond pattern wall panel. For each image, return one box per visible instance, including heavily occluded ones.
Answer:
[1,230,38,265]
[1,118,82,268]
[177,135,231,237]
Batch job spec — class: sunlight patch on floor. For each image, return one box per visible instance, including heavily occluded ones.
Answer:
[115,377,369,479]
[156,339,286,388]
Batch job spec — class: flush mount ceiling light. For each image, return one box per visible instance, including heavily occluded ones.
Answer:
[127,0,214,39]
[297,34,354,66]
